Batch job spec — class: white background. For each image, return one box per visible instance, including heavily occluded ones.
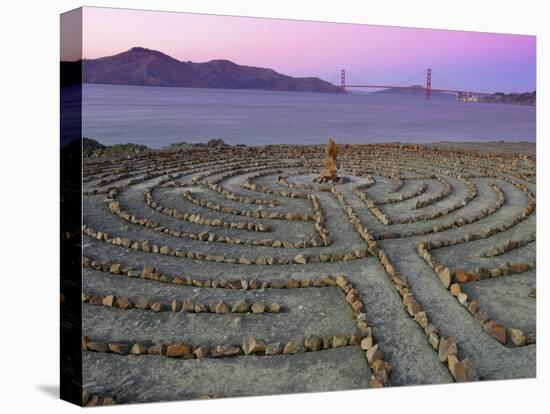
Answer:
[0,0,546,412]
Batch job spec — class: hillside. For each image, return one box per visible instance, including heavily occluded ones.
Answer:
[479,91,536,106]
[76,47,339,93]
[372,85,454,99]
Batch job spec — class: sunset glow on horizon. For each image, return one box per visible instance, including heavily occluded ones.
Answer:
[77,6,536,94]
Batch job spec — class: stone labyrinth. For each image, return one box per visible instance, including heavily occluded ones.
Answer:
[80,143,536,405]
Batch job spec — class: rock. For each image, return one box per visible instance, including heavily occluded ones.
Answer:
[360,336,373,350]
[148,344,167,355]
[438,337,457,362]
[450,283,462,297]
[265,342,282,355]
[214,344,242,357]
[332,336,348,348]
[454,358,478,382]
[181,300,194,312]
[231,300,249,313]
[130,343,148,355]
[283,340,302,354]
[293,254,307,264]
[194,303,207,313]
[436,266,452,288]
[366,344,383,366]
[413,311,428,328]
[251,303,265,313]
[101,295,115,307]
[135,297,150,310]
[304,335,322,352]
[483,320,507,344]
[529,288,536,299]
[166,343,192,357]
[242,337,265,355]
[286,278,300,288]
[108,343,130,355]
[508,328,526,346]
[447,354,459,376]
[86,341,108,353]
[454,269,472,283]
[171,300,182,312]
[150,301,165,312]
[267,303,281,313]
[193,345,209,359]
[214,301,230,314]
[335,275,347,288]
[115,297,132,309]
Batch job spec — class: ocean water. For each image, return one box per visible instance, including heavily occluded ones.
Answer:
[81,83,535,148]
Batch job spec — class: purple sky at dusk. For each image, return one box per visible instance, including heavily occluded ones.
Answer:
[78,7,535,93]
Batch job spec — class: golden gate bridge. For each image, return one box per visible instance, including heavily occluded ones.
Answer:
[338,68,491,100]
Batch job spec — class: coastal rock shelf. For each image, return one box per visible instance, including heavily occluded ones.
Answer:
[82,142,536,403]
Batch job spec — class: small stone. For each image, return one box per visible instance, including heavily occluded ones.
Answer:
[150,301,165,312]
[335,275,347,288]
[483,320,507,344]
[90,295,106,307]
[304,335,322,351]
[286,279,300,288]
[108,343,130,355]
[148,343,167,355]
[214,301,230,314]
[166,343,192,357]
[193,345,209,359]
[454,358,478,382]
[267,303,281,313]
[242,337,266,355]
[360,336,373,350]
[251,303,265,313]
[194,303,207,313]
[414,311,428,328]
[332,336,348,348]
[529,288,536,299]
[86,341,108,353]
[293,254,308,264]
[508,328,526,346]
[283,340,302,354]
[231,300,249,313]
[447,354,459,376]
[214,344,242,357]
[265,342,282,355]
[130,343,148,355]
[115,297,132,309]
[436,266,452,288]
[366,344,383,366]
[438,337,457,362]
[450,283,462,297]
[457,292,468,305]
[181,300,194,312]
[135,297,150,310]
[171,300,182,312]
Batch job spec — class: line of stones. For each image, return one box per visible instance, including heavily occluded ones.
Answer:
[482,233,536,257]
[353,175,471,226]
[80,270,391,387]
[375,182,428,205]
[144,187,269,232]
[82,291,282,315]
[84,153,276,195]
[241,170,331,247]
[108,197,310,250]
[417,241,536,347]
[82,222,368,265]
[375,183,504,240]
[331,186,478,382]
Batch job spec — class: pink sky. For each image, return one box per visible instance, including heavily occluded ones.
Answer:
[76,6,535,93]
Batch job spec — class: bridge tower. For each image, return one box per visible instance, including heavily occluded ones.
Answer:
[426,68,432,99]
[340,69,346,93]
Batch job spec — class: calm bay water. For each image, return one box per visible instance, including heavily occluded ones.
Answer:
[82,83,535,148]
